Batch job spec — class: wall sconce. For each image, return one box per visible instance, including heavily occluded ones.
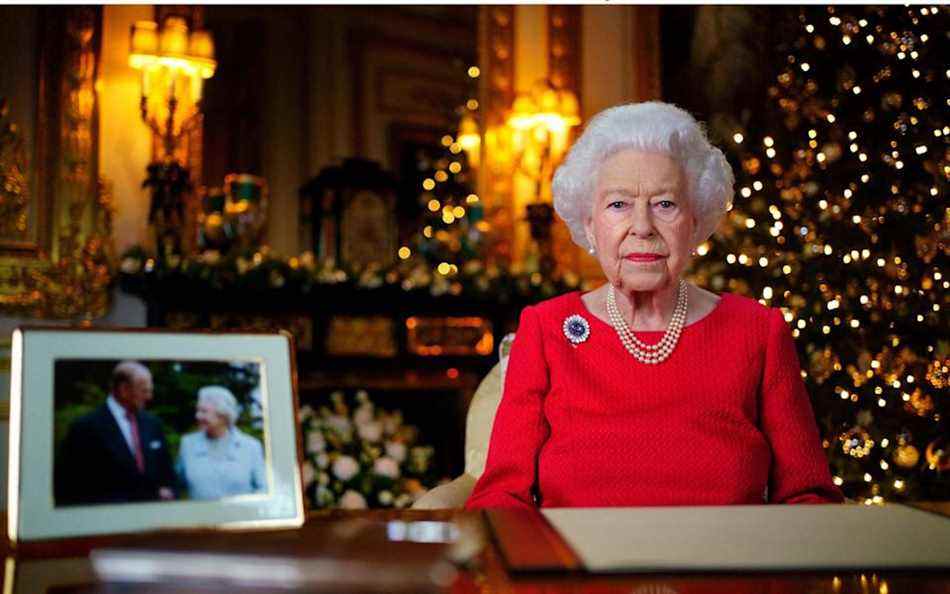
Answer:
[504,79,580,275]
[128,16,216,159]
[506,79,580,201]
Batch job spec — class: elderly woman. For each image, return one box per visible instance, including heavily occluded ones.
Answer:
[466,102,843,509]
[177,385,267,500]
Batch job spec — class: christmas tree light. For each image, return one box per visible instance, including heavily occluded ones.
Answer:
[694,6,948,502]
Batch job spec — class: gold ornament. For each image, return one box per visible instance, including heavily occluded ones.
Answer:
[926,358,949,389]
[820,142,842,163]
[925,437,950,472]
[840,426,874,458]
[914,233,938,263]
[742,156,761,175]
[903,389,934,417]
[892,444,920,469]
[808,347,838,384]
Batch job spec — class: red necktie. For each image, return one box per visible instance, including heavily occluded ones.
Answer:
[126,411,145,473]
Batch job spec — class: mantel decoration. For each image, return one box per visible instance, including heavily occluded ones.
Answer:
[224,173,269,250]
[129,16,216,264]
[118,244,592,302]
[299,390,437,509]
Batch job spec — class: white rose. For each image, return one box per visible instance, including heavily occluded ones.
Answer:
[306,431,326,454]
[357,421,383,443]
[326,415,352,438]
[378,490,394,506]
[298,405,315,423]
[385,441,407,463]
[301,460,315,487]
[354,404,374,425]
[339,490,367,509]
[332,455,359,481]
[316,453,329,469]
[372,456,400,480]
[382,413,401,436]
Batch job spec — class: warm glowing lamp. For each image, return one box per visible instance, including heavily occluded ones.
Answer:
[159,16,189,56]
[129,21,158,68]
[128,15,217,158]
[505,79,581,179]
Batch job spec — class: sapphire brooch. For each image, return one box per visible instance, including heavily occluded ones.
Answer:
[562,314,590,346]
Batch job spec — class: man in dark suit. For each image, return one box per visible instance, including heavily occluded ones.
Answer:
[55,361,177,505]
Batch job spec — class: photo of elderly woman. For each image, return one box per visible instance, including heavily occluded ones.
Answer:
[176,386,267,500]
[53,359,267,506]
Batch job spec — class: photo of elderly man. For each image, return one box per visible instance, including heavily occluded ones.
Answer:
[54,361,176,505]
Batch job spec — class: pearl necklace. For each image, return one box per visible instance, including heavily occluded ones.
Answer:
[606,280,688,364]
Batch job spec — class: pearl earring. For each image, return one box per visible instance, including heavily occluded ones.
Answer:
[588,246,596,255]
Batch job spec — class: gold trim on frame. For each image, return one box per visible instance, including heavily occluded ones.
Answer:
[478,6,516,266]
[7,326,304,543]
[0,7,113,321]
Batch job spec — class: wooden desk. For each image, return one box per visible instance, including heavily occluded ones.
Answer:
[2,508,949,594]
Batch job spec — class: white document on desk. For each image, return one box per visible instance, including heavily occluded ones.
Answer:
[542,504,950,572]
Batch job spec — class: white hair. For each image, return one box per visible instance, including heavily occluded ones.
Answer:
[552,101,734,251]
[198,385,240,427]
[112,360,150,390]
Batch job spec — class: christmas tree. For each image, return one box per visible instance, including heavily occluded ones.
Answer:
[694,5,948,503]
[405,138,484,275]
[400,66,490,281]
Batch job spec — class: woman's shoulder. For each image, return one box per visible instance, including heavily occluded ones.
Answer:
[232,429,263,450]
[179,431,203,449]
[715,291,783,335]
[521,291,582,321]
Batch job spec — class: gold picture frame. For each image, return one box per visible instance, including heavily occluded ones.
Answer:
[8,327,304,542]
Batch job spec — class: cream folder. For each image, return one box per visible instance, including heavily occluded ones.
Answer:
[542,504,950,572]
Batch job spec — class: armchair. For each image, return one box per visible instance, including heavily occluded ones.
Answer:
[412,334,514,509]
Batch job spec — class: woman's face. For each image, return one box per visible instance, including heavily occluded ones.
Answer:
[196,401,229,437]
[584,149,696,294]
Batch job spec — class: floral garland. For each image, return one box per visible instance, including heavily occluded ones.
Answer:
[299,390,437,509]
[119,245,595,301]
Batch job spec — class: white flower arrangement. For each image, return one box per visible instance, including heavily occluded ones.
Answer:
[299,390,437,509]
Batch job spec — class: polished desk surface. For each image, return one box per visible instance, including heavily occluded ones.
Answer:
[3,506,950,594]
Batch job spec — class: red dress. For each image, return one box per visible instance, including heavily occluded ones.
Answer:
[466,291,844,509]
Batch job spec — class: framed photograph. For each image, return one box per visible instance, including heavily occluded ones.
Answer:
[7,327,304,542]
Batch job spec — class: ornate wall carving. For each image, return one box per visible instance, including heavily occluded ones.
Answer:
[0,7,113,320]
[478,6,516,265]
